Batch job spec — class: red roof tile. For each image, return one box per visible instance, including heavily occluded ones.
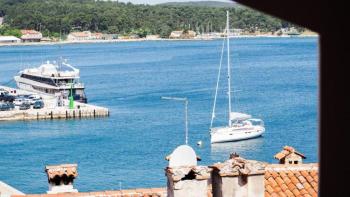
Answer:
[265,163,318,197]
[274,146,306,161]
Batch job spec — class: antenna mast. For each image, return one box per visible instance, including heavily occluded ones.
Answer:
[161,96,189,145]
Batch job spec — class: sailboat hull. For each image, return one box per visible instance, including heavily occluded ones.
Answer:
[210,126,265,143]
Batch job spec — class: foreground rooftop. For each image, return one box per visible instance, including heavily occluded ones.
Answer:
[2,146,317,197]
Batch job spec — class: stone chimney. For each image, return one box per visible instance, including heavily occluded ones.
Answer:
[274,146,306,164]
[165,145,211,197]
[210,154,266,197]
[45,164,78,194]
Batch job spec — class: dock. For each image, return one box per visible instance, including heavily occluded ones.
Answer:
[0,85,109,121]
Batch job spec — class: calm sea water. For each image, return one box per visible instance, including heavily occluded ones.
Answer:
[0,38,318,193]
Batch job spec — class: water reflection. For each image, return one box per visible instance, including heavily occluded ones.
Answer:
[210,137,264,161]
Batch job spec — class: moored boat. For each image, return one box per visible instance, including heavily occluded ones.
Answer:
[209,11,265,143]
[14,60,87,103]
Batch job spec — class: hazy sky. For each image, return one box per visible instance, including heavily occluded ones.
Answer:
[117,0,232,5]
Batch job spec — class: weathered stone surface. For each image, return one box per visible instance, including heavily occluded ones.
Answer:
[166,166,212,182]
[210,157,267,177]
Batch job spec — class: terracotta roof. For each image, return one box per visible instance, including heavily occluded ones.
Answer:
[265,163,318,197]
[20,29,42,40]
[11,163,318,197]
[274,146,306,160]
[11,188,166,197]
[45,164,78,180]
[20,30,41,35]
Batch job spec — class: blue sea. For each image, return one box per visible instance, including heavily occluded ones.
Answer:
[0,38,318,193]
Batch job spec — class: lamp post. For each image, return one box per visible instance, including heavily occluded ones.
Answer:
[161,96,189,145]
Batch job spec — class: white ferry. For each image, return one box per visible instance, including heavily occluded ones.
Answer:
[14,60,87,103]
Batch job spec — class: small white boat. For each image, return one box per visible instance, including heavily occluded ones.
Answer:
[209,11,265,144]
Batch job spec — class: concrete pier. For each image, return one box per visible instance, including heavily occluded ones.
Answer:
[0,86,109,121]
[0,104,109,121]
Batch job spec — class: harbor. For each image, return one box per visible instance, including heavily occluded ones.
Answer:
[0,58,109,121]
[0,38,318,193]
[0,85,109,121]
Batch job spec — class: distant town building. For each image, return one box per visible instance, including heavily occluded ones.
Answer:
[169,31,183,39]
[118,35,130,40]
[92,32,103,40]
[40,37,52,42]
[279,27,300,36]
[186,30,196,38]
[0,17,3,26]
[67,31,104,41]
[67,31,90,41]
[169,30,196,39]
[102,34,118,40]
[0,36,21,43]
[20,30,43,42]
[146,34,160,40]
[231,28,243,36]
[129,34,140,39]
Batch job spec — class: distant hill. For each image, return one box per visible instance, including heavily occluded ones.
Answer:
[159,1,236,8]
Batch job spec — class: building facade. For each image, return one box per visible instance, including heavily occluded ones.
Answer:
[0,36,21,43]
[20,30,43,42]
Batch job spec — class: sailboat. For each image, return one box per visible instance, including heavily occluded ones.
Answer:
[210,11,265,144]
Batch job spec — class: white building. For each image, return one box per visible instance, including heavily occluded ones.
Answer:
[0,36,21,43]
[146,34,160,40]
[169,31,183,39]
[67,31,103,41]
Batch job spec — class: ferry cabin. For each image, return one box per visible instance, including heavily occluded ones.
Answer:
[18,73,87,103]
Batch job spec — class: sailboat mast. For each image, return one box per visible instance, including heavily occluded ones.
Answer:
[226,11,232,127]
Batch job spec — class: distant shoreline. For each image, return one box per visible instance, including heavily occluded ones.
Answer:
[0,34,318,47]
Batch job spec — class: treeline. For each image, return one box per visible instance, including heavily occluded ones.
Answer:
[0,0,299,38]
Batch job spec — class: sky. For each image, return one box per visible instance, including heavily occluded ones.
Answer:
[117,0,232,5]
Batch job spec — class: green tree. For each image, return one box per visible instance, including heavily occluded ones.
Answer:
[0,0,295,38]
[0,25,22,37]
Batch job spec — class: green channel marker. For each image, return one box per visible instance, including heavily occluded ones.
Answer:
[69,83,74,109]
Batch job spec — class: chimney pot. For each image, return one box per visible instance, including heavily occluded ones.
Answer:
[45,164,78,194]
